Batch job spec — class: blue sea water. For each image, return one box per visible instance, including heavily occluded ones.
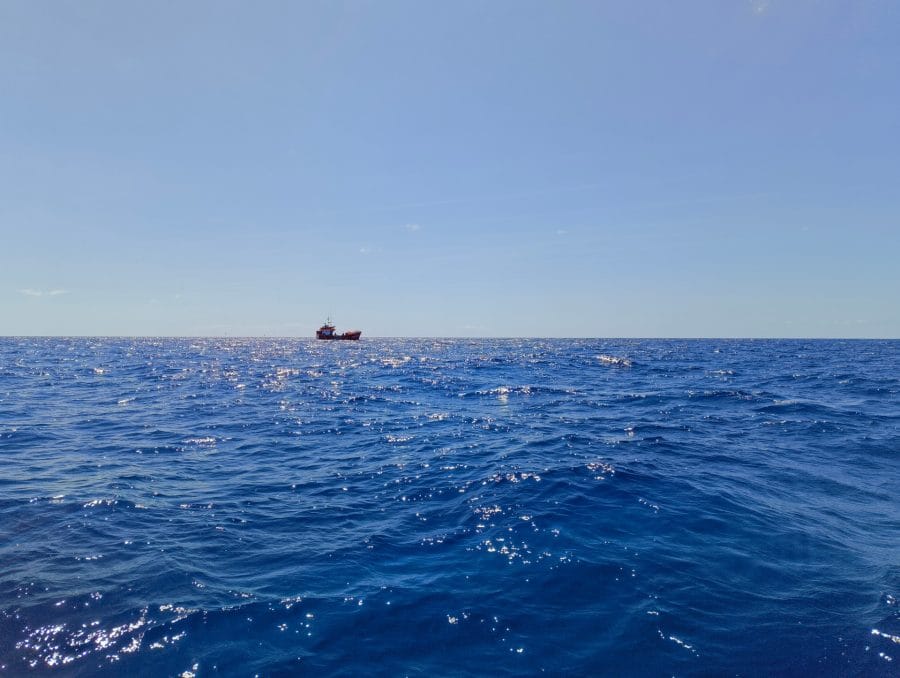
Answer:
[0,338,898,676]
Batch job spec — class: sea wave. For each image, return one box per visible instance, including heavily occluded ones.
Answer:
[1,338,898,675]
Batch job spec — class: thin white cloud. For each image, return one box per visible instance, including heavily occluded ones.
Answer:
[18,288,69,297]
[403,223,421,232]
[556,229,568,236]
[750,0,770,15]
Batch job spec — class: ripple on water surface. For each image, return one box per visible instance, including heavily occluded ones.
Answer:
[0,338,898,675]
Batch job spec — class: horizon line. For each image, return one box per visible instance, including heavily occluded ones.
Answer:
[1,335,897,341]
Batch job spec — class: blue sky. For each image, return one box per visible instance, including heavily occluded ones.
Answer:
[1,0,898,337]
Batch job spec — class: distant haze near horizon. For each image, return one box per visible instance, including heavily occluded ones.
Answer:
[2,1,898,338]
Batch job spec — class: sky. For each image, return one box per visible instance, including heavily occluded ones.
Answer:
[1,0,898,337]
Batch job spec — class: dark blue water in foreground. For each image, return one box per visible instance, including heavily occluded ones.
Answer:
[1,338,898,676]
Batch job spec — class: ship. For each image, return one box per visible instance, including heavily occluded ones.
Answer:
[316,318,362,341]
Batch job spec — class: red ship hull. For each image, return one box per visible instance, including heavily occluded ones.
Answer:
[317,330,361,340]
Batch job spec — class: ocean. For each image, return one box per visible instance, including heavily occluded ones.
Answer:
[1,338,898,676]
